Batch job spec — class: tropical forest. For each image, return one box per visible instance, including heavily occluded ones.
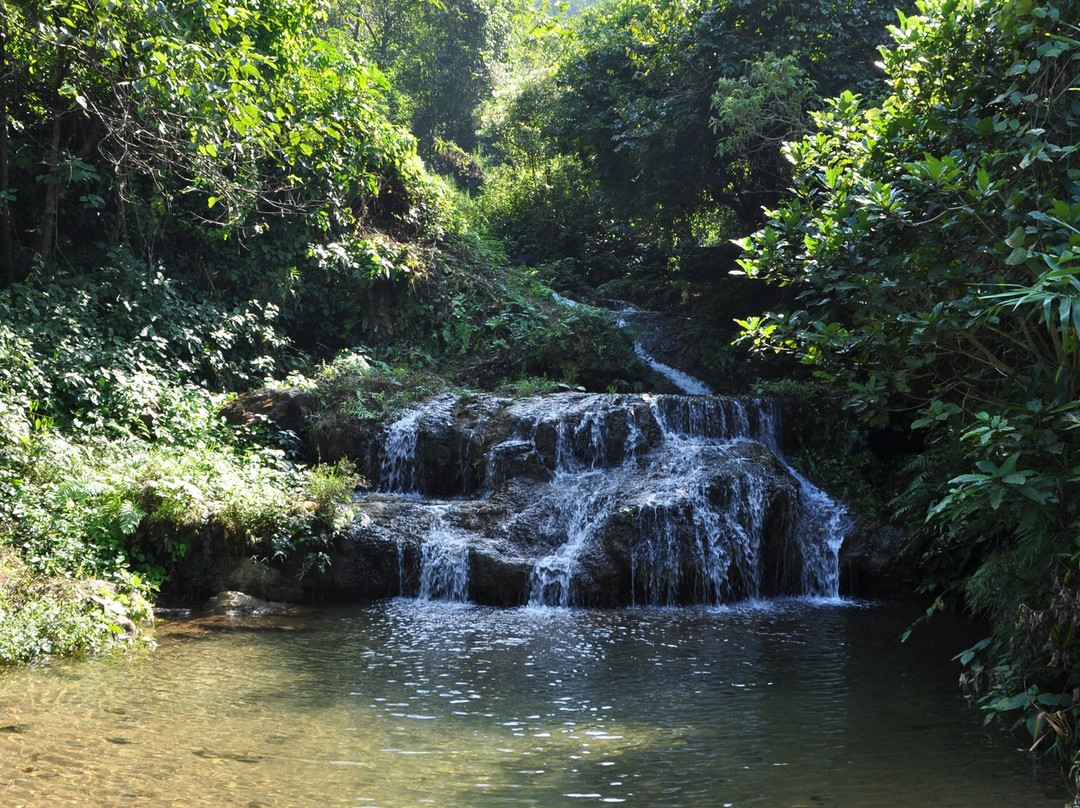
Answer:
[0,0,1078,804]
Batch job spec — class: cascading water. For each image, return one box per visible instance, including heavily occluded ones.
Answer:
[794,474,849,598]
[379,406,424,493]
[528,472,616,606]
[615,300,715,396]
[612,396,810,606]
[525,398,640,605]
[365,389,847,608]
[376,394,458,494]
[634,344,714,396]
[416,508,470,602]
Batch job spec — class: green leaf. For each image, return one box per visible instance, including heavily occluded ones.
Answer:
[993,692,1031,712]
[1005,246,1029,265]
[999,453,1020,476]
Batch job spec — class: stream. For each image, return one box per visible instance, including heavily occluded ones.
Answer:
[0,598,1068,807]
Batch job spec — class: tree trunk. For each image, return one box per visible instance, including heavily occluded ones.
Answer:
[38,102,63,268]
[0,21,14,286]
[37,14,68,270]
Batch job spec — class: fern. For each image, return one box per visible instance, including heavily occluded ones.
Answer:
[888,444,957,525]
[114,500,144,537]
[53,478,114,504]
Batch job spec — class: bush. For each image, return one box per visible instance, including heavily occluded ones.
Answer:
[0,550,154,665]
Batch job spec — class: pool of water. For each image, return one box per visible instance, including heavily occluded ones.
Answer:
[0,598,1069,807]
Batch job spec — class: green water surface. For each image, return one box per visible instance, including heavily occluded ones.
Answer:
[0,599,1068,807]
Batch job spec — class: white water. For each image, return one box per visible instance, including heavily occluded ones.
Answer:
[379,406,424,493]
[377,395,457,493]
[794,472,849,599]
[527,398,632,604]
[375,391,847,609]
[525,395,845,607]
[634,343,714,395]
[554,296,713,395]
[528,471,618,606]
[614,300,714,395]
[417,510,470,602]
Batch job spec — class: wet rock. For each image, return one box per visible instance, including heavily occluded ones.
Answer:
[204,591,289,616]
[468,542,532,607]
[188,389,868,609]
[296,498,427,601]
[330,405,816,608]
[154,607,193,619]
[112,615,139,635]
[483,440,553,488]
[839,517,914,596]
[309,410,379,467]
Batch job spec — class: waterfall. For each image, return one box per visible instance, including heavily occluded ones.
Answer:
[634,344,714,396]
[397,542,405,597]
[646,395,779,447]
[379,406,424,493]
[793,473,849,599]
[416,508,470,602]
[528,471,618,606]
[376,395,457,494]
[622,402,769,606]
[615,300,714,396]
[352,300,846,608]
[360,390,848,609]
[645,397,843,603]
[520,394,845,607]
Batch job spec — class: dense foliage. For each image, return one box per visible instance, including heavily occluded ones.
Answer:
[327,0,520,161]
[471,0,906,394]
[477,0,901,287]
[737,0,1080,772]
[1,0,436,285]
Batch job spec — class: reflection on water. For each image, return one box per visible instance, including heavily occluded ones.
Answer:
[0,599,1068,807]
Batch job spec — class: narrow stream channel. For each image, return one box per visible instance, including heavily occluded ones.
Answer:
[0,599,1069,807]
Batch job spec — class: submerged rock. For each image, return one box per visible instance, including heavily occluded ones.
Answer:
[226,558,304,603]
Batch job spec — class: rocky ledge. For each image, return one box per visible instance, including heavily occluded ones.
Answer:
[176,389,914,610]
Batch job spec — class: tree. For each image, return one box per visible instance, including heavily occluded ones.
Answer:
[710,52,818,219]
[737,0,1080,763]
[0,0,429,285]
[330,0,519,156]
[551,0,902,236]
